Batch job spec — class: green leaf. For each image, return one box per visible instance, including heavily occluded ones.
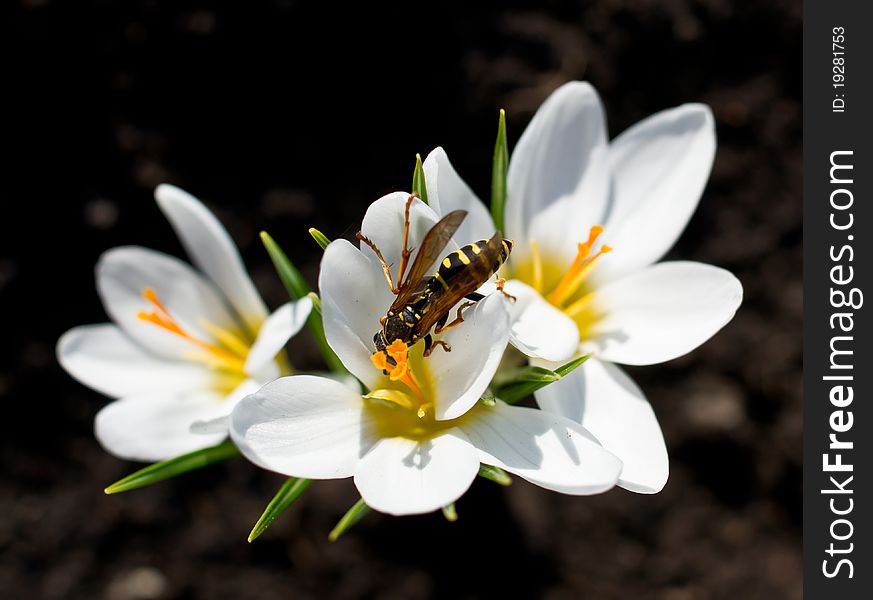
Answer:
[490,109,508,234]
[412,153,428,204]
[553,354,591,377]
[308,227,331,250]
[328,498,372,541]
[441,503,458,522]
[478,464,512,487]
[104,440,239,494]
[479,388,497,407]
[306,292,322,316]
[260,231,311,300]
[495,354,591,404]
[259,231,346,374]
[248,477,312,542]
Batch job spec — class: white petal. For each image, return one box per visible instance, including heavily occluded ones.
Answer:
[504,280,579,362]
[423,147,496,243]
[359,191,446,277]
[319,240,394,388]
[426,293,511,420]
[230,375,373,479]
[597,104,716,282]
[460,401,622,495]
[97,246,242,359]
[190,416,229,435]
[57,324,214,398]
[353,429,479,516]
[535,358,668,493]
[155,184,268,334]
[521,148,611,269]
[95,390,229,462]
[244,298,312,376]
[584,261,743,365]
[189,378,263,434]
[506,82,608,244]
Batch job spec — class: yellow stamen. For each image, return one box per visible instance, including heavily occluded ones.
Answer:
[563,291,597,319]
[199,319,250,359]
[364,389,416,410]
[546,226,612,307]
[137,287,246,373]
[530,239,543,293]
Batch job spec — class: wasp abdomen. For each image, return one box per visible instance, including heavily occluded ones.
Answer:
[434,238,513,288]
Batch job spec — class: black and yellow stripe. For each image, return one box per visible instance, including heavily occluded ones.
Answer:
[436,238,513,282]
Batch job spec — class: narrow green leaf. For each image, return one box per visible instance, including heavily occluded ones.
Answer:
[306,292,322,316]
[260,231,311,300]
[248,477,312,542]
[479,388,497,407]
[412,153,428,204]
[492,365,560,389]
[308,227,331,250]
[328,498,372,541]
[495,354,592,404]
[478,464,512,487]
[104,440,239,494]
[490,109,508,234]
[442,503,458,522]
[553,354,591,377]
[259,231,346,374]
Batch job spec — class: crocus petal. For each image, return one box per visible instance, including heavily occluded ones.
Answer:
[353,429,479,516]
[230,375,374,479]
[97,246,241,359]
[584,261,743,365]
[155,184,268,334]
[460,401,622,495]
[596,104,716,282]
[190,415,229,435]
[244,297,312,376]
[423,147,496,243]
[506,82,608,245]
[425,293,510,420]
[57,324,215,398]
[190,378,263,434]
[504,280,579,362]
[319,239,395,387]
[95,390,229,462]
[359,191,446,277]
[535,358,668,493]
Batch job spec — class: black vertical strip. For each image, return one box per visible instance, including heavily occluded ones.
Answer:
[804,1,872,596]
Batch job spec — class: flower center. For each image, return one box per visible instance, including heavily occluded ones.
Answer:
[516,226,612,340]
[367,341,471,440]
[137,287,250,377]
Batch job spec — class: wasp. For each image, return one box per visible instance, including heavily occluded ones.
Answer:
[357,194,514,360]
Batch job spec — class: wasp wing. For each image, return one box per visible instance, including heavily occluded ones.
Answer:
[391,209,467,309]
[415,231,505,333]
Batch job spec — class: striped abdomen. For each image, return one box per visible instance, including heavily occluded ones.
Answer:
[432,237,514,291]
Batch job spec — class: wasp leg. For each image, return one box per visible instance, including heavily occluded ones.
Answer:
[434,301,476,334]
[465,292,485,302]
[423,334,451,357]
[495,277,516,302]
[395,194,416,289]
[356,232,400,294]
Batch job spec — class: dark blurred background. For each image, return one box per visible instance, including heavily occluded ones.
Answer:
[3,1,801,598]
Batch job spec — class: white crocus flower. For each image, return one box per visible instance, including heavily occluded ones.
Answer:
[229,192,622,516]
[57,185,311,462]
[421,81,743,494]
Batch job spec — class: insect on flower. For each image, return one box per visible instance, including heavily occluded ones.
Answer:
[358,194,514,362]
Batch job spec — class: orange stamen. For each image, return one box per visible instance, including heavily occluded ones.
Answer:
[370,339,426,407]
[137,288,246,370]
[546,226,612,306]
